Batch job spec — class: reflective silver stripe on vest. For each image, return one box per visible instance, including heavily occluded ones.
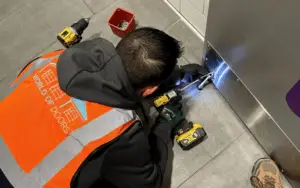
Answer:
[0,108,136,188]
[7,55,59,95]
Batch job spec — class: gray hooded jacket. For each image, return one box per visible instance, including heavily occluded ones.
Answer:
[56,38,173,188]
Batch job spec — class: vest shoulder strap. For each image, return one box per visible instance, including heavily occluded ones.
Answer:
[8,50,64,96]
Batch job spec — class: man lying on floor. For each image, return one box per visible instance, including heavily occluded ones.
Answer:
[1,27,203,188]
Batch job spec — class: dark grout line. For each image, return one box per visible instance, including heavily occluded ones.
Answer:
[0,0,48,24]
[0,5,25,24]
[100,0,119,13]
[81,0,96,15]
[201,144,213,158]
[0,75,8,82]
[176,132,246,188]
[88,0,120,17]
[164,19,181,31]
[35,40,58,57]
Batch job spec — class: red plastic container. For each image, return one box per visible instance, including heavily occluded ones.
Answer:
[108,8,135,38]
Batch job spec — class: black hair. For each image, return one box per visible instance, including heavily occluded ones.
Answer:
[116,27,183,89]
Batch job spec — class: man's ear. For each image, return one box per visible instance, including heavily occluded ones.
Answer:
[142,86,158,97]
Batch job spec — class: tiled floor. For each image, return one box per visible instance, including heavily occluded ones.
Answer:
[0,0,293,187]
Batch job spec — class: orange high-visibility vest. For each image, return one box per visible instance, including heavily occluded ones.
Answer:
[0,50,137,188]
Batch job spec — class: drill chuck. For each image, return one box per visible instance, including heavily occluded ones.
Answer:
[71,18,90,35]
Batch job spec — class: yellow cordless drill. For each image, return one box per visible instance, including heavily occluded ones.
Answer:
[57,18,90,48]
[153,74,211,150]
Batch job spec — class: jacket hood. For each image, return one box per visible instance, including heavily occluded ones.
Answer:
[57,38,140,109]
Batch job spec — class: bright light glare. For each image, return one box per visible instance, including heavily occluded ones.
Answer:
[213,61,230,87]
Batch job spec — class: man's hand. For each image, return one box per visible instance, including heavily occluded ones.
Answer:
[156,96,185,130]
